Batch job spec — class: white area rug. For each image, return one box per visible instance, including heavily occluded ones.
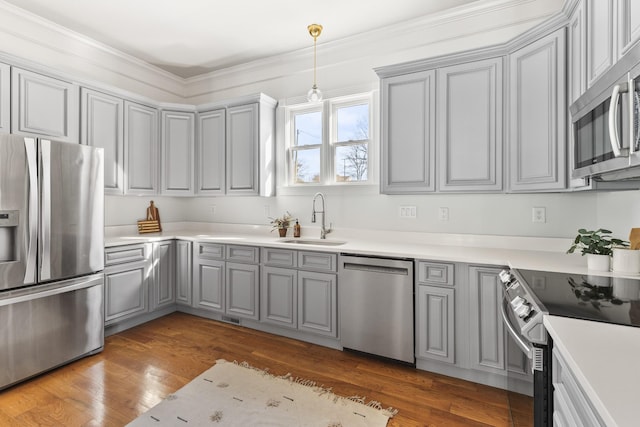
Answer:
[127,359,396,427]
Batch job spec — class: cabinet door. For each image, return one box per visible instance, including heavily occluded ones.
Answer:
[297,271,337,337]
[81,88,124,195]
[619,0,640,57]
[469,266,505,374]
[586,0,616,87]
[416,285,455,364]
[261,266,297,329]
[161,110,195,195]
[104,260,150,325]
[381,71,435,193]
[152,240,175,310]
[11,67,79,143]
[192,258,225,312]
[509,29,566,192]
[197,109,225,195]
[124,101,159,195]
[226,103,259,195]
[176,240,192,305]
[437,58,503,192]
[226,262,260,320]
[0,62,9,134]
[568,1,587,105]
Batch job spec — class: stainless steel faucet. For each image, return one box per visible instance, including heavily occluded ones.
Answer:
[311,192,332,239]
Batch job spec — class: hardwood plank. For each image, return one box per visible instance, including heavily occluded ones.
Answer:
[0,312,531,426]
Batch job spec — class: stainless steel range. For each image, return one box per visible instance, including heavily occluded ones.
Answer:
[0,135,104,390]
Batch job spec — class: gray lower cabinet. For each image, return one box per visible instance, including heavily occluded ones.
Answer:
[0,62,9,133]
[161,110,195,195]
[152,240,176,310]
[192,256,225,312]
[552,347,605,426]
[468,265,505,373]
[416,285,455,364]
[261,266,297,329]
[380,70,436,194]
[124,100,159,195]
[436,58,503,192]
[176,240,192,306]
[196,108,225,195]
[508,28,566,192]
[81,88,124,195]
[104,244,152,325]
[226,262,260,320]
[298,270,337,337]
[11,67,79,143]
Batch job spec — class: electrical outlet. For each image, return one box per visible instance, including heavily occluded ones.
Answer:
[399,206,417,219]
[438,207,449,221]
[532,207,546,223]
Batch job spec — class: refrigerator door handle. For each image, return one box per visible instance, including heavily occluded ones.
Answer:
[24,138,38,284]
[40,140,51,281]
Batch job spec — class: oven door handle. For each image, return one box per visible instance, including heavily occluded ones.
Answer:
[501,296,533,359]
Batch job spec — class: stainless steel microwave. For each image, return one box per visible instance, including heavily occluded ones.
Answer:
[570,45,640,180]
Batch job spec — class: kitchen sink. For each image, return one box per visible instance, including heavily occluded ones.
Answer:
[281,239,346,246]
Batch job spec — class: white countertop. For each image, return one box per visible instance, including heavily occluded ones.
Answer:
[544,315,640,427]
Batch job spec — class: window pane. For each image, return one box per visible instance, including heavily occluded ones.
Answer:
[337,104,369,142]
[292,148,321,183]
[294,111,322,146]
[335,144,368,182]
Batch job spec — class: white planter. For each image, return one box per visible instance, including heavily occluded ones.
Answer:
[612,248,640,274]
[586,254,611,272]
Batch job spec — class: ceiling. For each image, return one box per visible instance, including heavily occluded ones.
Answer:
[3,0,481,79]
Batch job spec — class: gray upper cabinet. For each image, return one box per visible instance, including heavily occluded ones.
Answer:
[124,101,159,195]
[586,0,616,88]
[11,67,79,143]
[380,70,436,194]
[0,62,9,134]
[197,108,225,195]
[436,58,503,192]
[81,88,124,195]
[619,0,640,57]
[226,103,259,195]
[161,110,195,196]
[568,0,587,105]
[508,28,567,192]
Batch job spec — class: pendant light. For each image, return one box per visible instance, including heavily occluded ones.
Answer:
[307,23,323,102]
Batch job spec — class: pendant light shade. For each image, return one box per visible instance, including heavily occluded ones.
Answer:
[307,23,323,102]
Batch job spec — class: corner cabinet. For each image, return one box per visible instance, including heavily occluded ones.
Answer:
[508,28,567,192]
[161,110,195,196]
[124,101,159,195]
[436,58,503,192]
[11,67,79,143]
[81,88,124,195]
[151,240,176,310]
[175,240,192,306]
[0,62,9,134]
[380,70,436,194]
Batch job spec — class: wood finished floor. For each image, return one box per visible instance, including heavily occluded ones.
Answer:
[0,312,532,426]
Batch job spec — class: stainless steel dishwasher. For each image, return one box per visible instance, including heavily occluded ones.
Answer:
[338,255,414,364]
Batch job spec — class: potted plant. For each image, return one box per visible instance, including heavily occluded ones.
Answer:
[566,228,629,271]
[269,211,293,238]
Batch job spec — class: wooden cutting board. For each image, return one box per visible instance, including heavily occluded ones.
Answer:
[630,228,640,249]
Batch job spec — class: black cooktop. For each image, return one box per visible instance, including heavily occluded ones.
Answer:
[516,269,640,327]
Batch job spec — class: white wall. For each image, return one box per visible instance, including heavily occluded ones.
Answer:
[596,190,640,240]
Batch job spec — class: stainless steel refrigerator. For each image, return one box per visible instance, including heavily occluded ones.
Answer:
[0,134,104,390]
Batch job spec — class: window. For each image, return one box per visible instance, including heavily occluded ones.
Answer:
[286,93,373,186]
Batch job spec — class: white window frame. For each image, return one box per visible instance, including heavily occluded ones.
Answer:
[283,91,376,189]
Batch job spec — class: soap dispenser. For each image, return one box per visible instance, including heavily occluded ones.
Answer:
[293,220,301,238]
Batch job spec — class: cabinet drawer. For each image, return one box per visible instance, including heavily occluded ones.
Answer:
[105,244,150,266]
[196,242,225,260]
[298,251,337,272]
[417,261,454,286]
[226,245,259,263]
[262,248,297,267]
